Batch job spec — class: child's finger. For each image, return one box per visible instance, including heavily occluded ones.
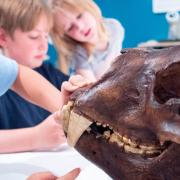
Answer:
[27,171,57,180]
[69,75,90,87]
[61,81,78,93]
[58,168,81,180]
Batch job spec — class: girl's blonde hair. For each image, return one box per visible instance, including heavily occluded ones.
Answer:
[0,0,53,38]
[50,0,108,74]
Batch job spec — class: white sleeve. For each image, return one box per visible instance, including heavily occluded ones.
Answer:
[70,46,90,71]
[108,18,125,52]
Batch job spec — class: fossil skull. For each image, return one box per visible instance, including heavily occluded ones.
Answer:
[62,46,180,180]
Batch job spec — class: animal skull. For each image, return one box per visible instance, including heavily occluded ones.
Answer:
[62,46,180,180]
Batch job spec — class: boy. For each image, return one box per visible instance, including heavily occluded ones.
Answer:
[0,0,88,153]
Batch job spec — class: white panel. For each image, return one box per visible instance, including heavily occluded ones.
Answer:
[153,0,180,13]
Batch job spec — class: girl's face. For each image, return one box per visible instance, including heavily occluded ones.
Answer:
[56,9,98,44]
[2,15,49,69]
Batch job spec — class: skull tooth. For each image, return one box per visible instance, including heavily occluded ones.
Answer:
[96,122,101,126]
[146,149,161,155]
[122,136,129,143]
[61,101,74,133]
[67,111,93,147]
[96,134,103,139]
[86,127,91,133]
[139,144,160,151]
[130,142,138,148]
[104,130,111,139]
[117,140,124,147]
[124,145,145,154]
[109,133,124,146]
[109,133,123,144]
[122,136,137,148]
[109,132,162,156]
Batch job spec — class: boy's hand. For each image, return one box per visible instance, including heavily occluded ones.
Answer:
[27,168,81,180]
[33,112,66,150]
[61,75,91,106]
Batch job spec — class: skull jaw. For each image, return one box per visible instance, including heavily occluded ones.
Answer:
[62,103,180,179]
[75,132,180,180]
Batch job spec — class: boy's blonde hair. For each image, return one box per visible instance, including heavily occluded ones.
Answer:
[50,0,108,74]
[0,0,53,38]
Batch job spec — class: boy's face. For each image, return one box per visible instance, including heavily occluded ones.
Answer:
[2,16,49,69]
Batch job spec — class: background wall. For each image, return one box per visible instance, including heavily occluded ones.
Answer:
[95,0,169,48]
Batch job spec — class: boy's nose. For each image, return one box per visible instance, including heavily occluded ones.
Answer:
[39,43,47,52]
[39,38,48,52]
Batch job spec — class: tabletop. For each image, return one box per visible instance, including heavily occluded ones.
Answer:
[0,143,112,180]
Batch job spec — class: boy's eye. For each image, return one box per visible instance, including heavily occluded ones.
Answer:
[45,35,48,39]
[29,35,39,40]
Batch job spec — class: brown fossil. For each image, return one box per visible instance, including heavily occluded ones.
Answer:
[62,46,180,180]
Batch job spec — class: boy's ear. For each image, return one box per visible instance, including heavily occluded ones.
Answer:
[0,28,8,48]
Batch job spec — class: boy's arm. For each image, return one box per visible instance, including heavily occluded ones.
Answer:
[11,64,91,113]
[11,64,63,113]
[0,127,37,153]
[0,112,65,153]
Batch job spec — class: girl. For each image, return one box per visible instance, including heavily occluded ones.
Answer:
[50,0,124,81]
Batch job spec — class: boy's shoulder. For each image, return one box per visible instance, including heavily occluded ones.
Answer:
[36,62,60,74]
[35,62,69,86]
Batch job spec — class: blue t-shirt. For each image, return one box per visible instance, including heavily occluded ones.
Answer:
[0,62,69,129]
[0,55,18,96]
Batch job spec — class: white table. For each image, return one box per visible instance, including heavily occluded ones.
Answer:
[0,144,112,180]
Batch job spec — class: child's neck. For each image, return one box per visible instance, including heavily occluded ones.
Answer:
[88,33,108,51]
[96,38,108,51]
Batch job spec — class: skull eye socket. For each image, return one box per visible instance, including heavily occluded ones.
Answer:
[154,62,180,104]
[126,88,140,99]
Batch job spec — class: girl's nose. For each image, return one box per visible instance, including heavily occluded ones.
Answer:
[75,20,84,31]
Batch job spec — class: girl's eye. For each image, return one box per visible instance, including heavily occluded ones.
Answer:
[67,25,73,32]
[77,13,82,19]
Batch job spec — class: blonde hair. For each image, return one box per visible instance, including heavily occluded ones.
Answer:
[50,0,108,74]
[0,0,53,38]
